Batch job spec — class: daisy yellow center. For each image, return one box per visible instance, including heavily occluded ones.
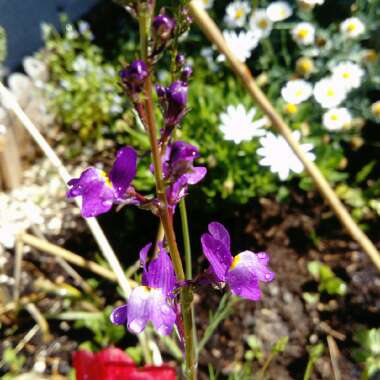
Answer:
[297,28,309,39]
[285,103,298,114]
[327,88,335,97]
[297,58,314,74]
[99,170,113,189]
[347,22,357,32]
[230,255,241,271]
[330,114,339,121]
[235,8,245,19]
[342,72,351,79]
[372,102,380,117]
[295,89,304,98]
[258,18,269,29]
[364,50,378,63]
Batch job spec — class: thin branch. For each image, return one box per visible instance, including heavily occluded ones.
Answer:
[188,1,380,272]
[327,335,342,380]
[19,233,121,283]
[13,236,24,302]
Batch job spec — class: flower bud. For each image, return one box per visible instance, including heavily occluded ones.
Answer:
[176,53,186,66]
[296,57,314,77]
[153,14,176,40]
[120,60,148,101]
[155,84,166,98]
[371,100,380,118]
[181,66,193,81]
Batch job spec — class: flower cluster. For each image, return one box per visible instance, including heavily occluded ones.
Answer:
[110,222,274,336]
[66,7,275,345]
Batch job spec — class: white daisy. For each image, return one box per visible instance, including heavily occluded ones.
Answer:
[195,0,214,9]
[298,0,325,8]
[219,30,259,63]
[300,0,324,4]
[257,131,315,180]
[340,17,365,39]
[266,2,292,22]
[291,22,315,45]
[313,77,347,109]
[281,79,313,105]
[331,61,365,91]
[224,1,251,28]
[322,108,352,131]
[249,9,273,38]
[219,104,268,143]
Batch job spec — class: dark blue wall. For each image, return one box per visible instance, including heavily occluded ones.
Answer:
[0,0,99,69]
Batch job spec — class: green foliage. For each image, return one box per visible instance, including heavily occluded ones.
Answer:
[54,306,125,349]
[307,261,347,296]
[304,343,324,380]
[40,1,380,210]
[1,347,26,378]
[353,328,380,379]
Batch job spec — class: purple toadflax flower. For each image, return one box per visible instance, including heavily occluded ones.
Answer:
[156,79,189,128]
[110,243,177,336]
[162,141,207,210]
[121,60,148,101]
[67,146,137,217]
[153,14,176,41]
[201,222,275,301]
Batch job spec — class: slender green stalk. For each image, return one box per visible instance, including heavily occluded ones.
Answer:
[259,351,276,380]
[179,199,192,279]
[138,7,197,379]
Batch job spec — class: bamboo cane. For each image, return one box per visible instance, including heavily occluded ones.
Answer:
[188,1,380,271]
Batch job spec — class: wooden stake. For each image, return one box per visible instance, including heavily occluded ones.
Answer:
[0,125,22,190]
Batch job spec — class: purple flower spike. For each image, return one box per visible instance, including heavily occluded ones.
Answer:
[67,146,137,218]
[153,14,176,40]
[201,222,275,301]
[110,243,177,336]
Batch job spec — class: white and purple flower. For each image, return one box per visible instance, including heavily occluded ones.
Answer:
[67,146,138,217]
[110,243,177,336]
[201,222,275,301]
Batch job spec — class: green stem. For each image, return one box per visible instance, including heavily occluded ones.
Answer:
[179,199,192,279]
[259,351,276,380]
[303,359,315,380]
[138,8,197,380]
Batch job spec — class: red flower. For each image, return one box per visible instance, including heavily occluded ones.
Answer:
[73,348,176,380]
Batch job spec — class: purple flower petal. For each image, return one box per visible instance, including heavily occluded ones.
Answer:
[110,304,128,325]
[126,286,151,334]
[208,222,231,252]
[109,146,137,199]
[145,247,176,295]
[125,286,176,336]
[225,250,275,301]
[150,293,176,336]
[184,166,207,185]
[201,233,232,282]
[226,267,262,301]
[67,167,115,217]
[139,243,153,286]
